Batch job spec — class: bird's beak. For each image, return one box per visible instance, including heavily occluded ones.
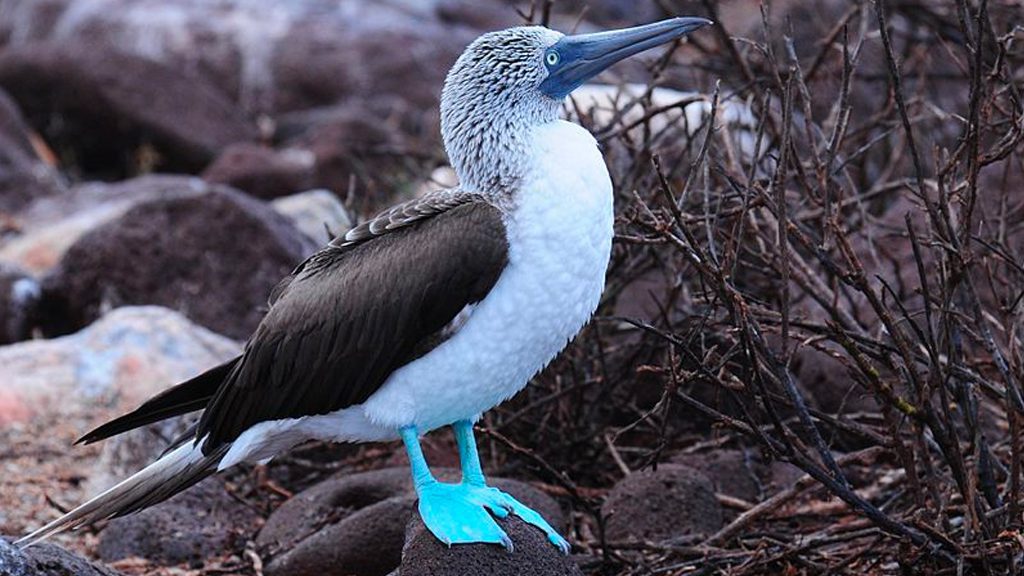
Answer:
[539,17,713,100]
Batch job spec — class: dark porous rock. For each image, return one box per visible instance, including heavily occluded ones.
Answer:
[0,43,256,178]
[265,496,416,576]
[1,175,220,274]
[682,449,767,504]
[41,186,314,339]
[277,98,443,203]
[602,464,723,542]
[792,347,879,416]
[259,467,565,576]
[0,87,37,156]
[0,87,63,213]
[202,143,316,200]
[0,0,482,116]
[0,263,40,344]
[97,477,260,567]
[399,515,582,576]
[0,537,122,576]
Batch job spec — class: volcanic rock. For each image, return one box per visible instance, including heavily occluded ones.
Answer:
[0,0,484,115]
[602,464,723,542]
[41,186,314,339]
[270,189,353,246]
[0,263,39,345]
[202,143,316,200]
[0,87,62,213]
[97,478,260,567]
[259,467,564,576]
[399,515,582,576]
[0,42,256,178]
[1,176,229,274]
[0,305,238,428]
[0,537,122,576]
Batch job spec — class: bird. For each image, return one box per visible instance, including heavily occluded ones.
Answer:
[18,15,712,552]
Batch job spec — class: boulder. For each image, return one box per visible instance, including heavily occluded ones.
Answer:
[0,306,240,544]
[0,176,230,275]
[601,464,723,542]
[792,347,879,416]
[97,478,260,567]
[41,186,315,339]
[0,0,486,115]
[270,189,353,246]
[0,263,40,344]
[202,143,316,200]
[399,516,582,576]
[0,43,256,178]
[0,537,122,576]
[259,467,564,576]
[0,306,239,427]
[681,449,767,504]
[276,98,443,204]
[0,87,63,213]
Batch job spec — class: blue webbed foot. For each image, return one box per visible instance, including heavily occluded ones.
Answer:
[417,481,570,554]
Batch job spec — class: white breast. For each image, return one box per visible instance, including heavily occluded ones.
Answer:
[219,121,613,467]
[361,119,613,431]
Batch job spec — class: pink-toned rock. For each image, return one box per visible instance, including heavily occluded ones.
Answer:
[0,306,239,426]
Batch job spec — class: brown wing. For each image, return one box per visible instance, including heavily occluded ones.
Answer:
[269,189,480,306]
[196,200,508,452]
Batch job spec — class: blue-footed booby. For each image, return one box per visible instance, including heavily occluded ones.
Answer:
[18,16,711,551]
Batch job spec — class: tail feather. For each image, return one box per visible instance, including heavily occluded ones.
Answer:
[16,441,227,548]
[76,357,240,446]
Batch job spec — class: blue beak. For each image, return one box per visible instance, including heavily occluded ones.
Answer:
[539,17,713,100]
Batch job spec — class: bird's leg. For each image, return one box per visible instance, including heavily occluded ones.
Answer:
[451,420,571,553]
[400,425,513,549]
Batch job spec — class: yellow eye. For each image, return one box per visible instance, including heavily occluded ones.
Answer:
[545,51,560,66]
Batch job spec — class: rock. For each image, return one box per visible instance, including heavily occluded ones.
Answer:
[0,0,486,115]
[277,98,442,203]
[0,87,63,213]
[602,464,723,542]
[0,263,40,344]
[0,537,122,576]
[202,143,316,200]
[682,449,767,504]
[41,186,315,339]
[97,478,260,567]
[259,467,564,576]
[0,87,37,156]
[270,189,353,246]
[0,304,239,431]
[399,515,582,576]
[0,42,256,178]
[792,347,879,416]
[0,176,218,275]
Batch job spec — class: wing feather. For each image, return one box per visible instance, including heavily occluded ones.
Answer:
[196,199,508,452]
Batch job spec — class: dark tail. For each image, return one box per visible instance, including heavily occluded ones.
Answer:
[16,442,228,547]
[76,357,240,445]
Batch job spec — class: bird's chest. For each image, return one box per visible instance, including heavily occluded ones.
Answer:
[363,122,613,430]
[503,125,615,317]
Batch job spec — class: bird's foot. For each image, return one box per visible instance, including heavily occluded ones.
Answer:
[416,480,570,553]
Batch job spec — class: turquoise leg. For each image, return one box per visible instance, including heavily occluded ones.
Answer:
[452,420,571,554]
[400,426,513,549]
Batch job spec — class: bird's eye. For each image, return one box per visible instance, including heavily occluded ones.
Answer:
[545,51,560,66]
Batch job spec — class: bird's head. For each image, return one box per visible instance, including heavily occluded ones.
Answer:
[440,17,712,193]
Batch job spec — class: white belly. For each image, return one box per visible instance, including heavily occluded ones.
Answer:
[219,121,612,467]
[362,120,614,430]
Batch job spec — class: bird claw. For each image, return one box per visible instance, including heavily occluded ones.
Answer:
[415,481,569,553]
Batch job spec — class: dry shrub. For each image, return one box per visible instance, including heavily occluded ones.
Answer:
[487,1,1024,573]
